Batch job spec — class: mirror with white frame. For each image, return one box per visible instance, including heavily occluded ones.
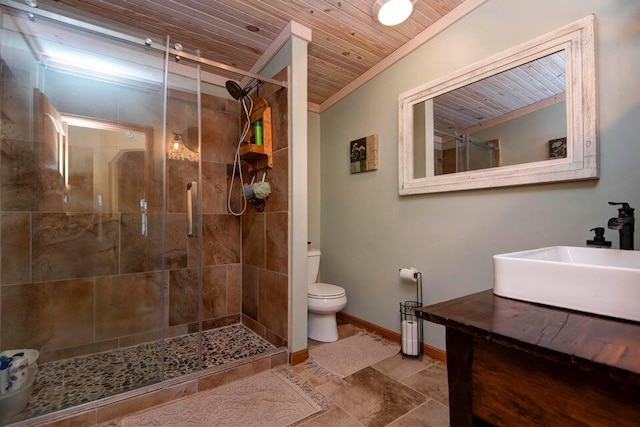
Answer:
[398,16,597,195]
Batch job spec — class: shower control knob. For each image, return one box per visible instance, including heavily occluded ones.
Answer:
[174,43,183,51]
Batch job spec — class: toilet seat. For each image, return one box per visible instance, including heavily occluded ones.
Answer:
[308,282,346,299]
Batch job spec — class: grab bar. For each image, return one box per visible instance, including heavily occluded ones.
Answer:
[187,181,197,237]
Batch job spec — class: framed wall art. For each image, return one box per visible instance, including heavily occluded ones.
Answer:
[350,134,378,174]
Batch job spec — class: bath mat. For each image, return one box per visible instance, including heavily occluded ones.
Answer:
[120,369,322,427]
[309,333,400,378]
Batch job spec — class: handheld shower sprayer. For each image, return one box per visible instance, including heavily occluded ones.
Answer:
[226,79,262,216]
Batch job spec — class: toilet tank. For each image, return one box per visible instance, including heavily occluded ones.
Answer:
[307,248,321,284]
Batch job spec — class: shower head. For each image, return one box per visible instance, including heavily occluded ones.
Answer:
[225,81,245,100]
[225,80,262,101]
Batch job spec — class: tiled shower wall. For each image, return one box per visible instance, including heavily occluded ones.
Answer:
[241,69,290,348]
[0,47,279,363]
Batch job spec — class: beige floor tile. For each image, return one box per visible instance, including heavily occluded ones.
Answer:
[297,406,364,426]
[307,324,362,348]
[387,399,450,427]
[372,353,439,381]
[337,323,364,339]
[401,362,449,405]
[317,367,427,427]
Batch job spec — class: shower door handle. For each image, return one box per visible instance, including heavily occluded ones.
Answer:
[187,181,198,237]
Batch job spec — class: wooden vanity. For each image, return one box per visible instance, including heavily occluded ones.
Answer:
[416,290,640,426]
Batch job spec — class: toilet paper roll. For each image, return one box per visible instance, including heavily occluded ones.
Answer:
[401,320,420,355]
[399,267,418,282]
[402,320,418,339]
[402,339,419,356]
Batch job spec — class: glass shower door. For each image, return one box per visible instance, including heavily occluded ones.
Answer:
[162,52,205,377]
[0,5,168,420]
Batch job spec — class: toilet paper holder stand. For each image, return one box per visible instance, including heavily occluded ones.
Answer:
[399,270,423,360]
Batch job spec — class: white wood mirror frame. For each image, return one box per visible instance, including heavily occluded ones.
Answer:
[398,16,596,195]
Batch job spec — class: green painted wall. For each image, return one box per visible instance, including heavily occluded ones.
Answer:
[318,0,640,349]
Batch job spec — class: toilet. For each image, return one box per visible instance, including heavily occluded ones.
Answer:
[307,248,347,342]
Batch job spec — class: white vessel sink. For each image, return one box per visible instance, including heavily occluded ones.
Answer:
[493,246,640,322]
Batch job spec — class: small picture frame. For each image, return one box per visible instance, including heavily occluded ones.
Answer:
[350,134,378,174]
[548,137,567,159]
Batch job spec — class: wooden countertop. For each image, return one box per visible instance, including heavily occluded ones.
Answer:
[416,290,640,379]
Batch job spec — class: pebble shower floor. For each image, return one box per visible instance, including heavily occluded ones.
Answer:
[13,324,274,421]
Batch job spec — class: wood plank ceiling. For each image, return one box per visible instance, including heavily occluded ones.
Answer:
[434,51,567,135]
[37,0,466,106]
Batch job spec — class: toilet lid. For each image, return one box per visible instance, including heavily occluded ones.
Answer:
[308,282,345,298]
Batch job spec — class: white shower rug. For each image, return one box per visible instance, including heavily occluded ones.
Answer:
[309,333,400,378]
[121,369,323,427]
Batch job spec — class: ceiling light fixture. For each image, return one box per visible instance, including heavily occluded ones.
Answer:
[168,133,185,158]
[373,0,415,26]
[167,132,199,162]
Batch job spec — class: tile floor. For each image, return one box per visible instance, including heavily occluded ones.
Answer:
[12,325,275,423]
[292,324,450,427]
[24,322,446,426]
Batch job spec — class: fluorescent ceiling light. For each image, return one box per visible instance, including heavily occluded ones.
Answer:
[41,43,163,83]
[373,0,415,26]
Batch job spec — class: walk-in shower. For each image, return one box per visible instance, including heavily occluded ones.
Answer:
[434,132,499,175]
[0,1,289,424]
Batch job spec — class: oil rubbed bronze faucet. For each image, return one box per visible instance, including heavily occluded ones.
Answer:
[607,202,635,250]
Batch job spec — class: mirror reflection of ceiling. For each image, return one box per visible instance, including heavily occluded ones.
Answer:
[433,51,566,136]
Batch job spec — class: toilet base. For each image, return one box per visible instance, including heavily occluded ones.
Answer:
[308,311,339,342]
